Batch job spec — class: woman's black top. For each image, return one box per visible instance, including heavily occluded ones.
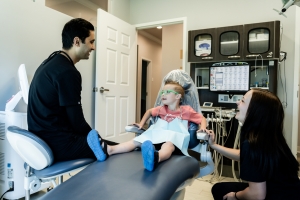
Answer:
[240,140,300,199]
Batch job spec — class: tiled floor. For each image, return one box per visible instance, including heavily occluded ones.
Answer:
[184,175,234,200]
[184,178,215,200]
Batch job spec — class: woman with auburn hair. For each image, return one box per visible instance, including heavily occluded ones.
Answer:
[207,88,300,200]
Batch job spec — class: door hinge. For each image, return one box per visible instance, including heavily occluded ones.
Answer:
[93,87,98,92]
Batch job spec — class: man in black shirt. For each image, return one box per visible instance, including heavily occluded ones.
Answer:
[28,18,114,162]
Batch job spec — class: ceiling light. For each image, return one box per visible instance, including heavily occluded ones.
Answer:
[157,26,162,29]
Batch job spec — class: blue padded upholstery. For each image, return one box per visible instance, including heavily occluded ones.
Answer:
[9,126,95,179]
[8,126,54,166]
[188,122,199,149]
[39,151,199,200]
[33,158,95,178]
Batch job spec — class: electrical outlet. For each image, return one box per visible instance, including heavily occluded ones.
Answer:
[9,181,14,190]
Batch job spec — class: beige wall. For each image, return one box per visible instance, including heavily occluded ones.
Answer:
[161,23,183,78]
[0,0,95,127]
[109,0,130,23]
[136,24,183,121]
[136,33,162,121]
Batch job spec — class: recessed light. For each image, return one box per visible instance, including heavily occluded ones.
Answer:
[157,26,162,29]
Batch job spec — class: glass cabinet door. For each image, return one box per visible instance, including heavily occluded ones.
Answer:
[248,28,270,54]
[220,31,239,55]
[216,25,243,61]
[188,28,216,62]
[244,21,280,59]
[194,34,212,57]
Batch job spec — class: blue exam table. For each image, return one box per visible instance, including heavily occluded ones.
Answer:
[39,150,199,200]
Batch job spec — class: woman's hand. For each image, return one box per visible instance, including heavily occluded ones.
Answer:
[205,130,240,160]
[223,192,236,200]
[206,129,216,146]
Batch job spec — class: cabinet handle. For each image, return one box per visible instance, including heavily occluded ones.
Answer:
[202,57,213,60]
[267,52,273,58]
[246,54,259,58]
[228,55,241,59]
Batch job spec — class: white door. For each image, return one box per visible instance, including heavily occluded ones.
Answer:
[95,9,137,143]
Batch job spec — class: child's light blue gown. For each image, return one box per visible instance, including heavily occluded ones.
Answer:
[134,117,190,156]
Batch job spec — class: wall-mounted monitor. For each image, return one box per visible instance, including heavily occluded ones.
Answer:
[209,63,250,93]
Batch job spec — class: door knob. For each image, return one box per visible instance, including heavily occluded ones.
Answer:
[100,87,109,93]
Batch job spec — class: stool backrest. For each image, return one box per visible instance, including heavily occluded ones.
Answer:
[6,126,54,170]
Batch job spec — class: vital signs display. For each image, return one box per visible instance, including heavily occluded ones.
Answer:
[209,64,250,93]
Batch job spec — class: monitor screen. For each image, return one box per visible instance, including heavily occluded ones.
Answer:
[209,64,250,93]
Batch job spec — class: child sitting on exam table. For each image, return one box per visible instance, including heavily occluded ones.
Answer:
[87,80,207,171]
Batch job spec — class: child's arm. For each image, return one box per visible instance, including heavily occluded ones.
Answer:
[198,116,207,132]
[134,108,152,129]
[187,107,207,132]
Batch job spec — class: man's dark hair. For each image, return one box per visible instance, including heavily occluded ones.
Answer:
[62,18,94,50]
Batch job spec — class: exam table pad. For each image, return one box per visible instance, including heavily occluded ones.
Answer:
[40,150,199,200]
